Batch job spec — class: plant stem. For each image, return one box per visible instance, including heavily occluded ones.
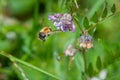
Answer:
[74,0,79,9]
[74,17,84,33]
[83,49,87,74]
[68,56,73,70]
[86,11,120,32]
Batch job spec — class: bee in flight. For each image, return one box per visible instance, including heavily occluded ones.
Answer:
[38,27,52,41]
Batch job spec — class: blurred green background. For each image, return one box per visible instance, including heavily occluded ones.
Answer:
[0,0,120,80]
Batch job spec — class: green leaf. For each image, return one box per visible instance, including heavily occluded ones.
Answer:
[0,51,59,80]
[14,63,57,80]
[96,56,102,70]
[83,17,89,29]
[87,63,94,77]
[88,25,96,36]
[101,2,108,18]
[91,12,98,23]
[111,4,116,13]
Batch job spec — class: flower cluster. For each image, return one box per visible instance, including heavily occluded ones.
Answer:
[78,34,93,49]
[64,44,77,70]
[64,44,77,57]
[48,13,75,32]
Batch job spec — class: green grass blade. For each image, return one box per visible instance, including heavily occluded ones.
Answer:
[0,51,59,80]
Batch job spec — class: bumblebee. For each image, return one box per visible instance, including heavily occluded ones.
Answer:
[38,27,52,41]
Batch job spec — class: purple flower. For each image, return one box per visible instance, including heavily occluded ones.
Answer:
[61,23,75,32]
[78,34,93,49]
[48,13,62,21]
[54,21,62,27]
[60,13,72,22]
[48,15,56,21]
[48,13,75,32]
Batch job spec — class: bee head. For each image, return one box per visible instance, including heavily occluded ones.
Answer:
[38,32,46,41]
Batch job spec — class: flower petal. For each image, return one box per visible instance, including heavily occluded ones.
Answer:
[48,15,56,21]
[61,24,69,31]
[70,23,75,32]
[54,21,62,27]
